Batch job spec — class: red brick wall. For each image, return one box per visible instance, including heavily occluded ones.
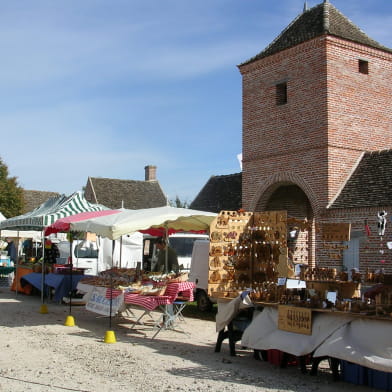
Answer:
[240,38,330,211]
[240,35,392,211]
[318,208,392,274]
[325,37,392,199]
[239,34,392,274]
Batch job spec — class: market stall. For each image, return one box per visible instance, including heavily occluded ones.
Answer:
[20,269,90,302]
[208,210,392,387]
[0,191,109,305]
[69,205,216,334]
[75,269,195,337]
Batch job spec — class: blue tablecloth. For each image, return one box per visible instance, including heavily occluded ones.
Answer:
[21,273,90,302]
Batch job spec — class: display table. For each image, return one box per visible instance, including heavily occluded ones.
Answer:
[124,281,195,338]
[11,266,34,294]
[0,266,15,287]
[77,281,195,337]
[124,281,195,310]
[21,272,90,302]
[241,306,392,373]
[0,266,15,275]
[77,280,195,313]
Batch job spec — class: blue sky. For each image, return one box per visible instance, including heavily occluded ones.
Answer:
[1,0,391,207]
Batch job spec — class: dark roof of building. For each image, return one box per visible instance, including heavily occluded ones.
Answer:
[331,150,392,209]
[23,190,61,214]
[85,177,167,210]
[190,173,242,213]
[240,1,392,66]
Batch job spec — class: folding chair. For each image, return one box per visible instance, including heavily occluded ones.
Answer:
[171,288,194,329]
[151,285,194,338]
[172,296,190,323]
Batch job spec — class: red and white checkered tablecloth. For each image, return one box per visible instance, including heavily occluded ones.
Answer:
[105,288,123,299]
[123,293,172,311]
[124,282,195,311]
[163,281,195,301]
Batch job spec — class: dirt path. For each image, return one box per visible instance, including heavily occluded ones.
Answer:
[0,290,374,392]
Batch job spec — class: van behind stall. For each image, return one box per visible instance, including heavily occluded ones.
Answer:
[142,233,209,272]
[142,235,214,310]
[56,233,143,275]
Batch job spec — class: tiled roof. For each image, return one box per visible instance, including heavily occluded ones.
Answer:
[331,150,392,209]
[85,177,167,210]
[241,1,392,66]
[190,173,242,213]
[23,190,61,214]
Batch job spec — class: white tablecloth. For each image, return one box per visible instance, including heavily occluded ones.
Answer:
[314,317,392,373]
[216,295,253,332]
[241,306,392,372]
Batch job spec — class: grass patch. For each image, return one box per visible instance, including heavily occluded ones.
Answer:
[181,301,217,321]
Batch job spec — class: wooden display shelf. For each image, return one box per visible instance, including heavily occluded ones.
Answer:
[306,280,361,299]
[216,295,392,321]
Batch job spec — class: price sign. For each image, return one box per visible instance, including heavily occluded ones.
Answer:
[278,305,312,335]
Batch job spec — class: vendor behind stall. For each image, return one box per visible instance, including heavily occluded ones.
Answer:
[42,239,60,264]
[152,237,179,273]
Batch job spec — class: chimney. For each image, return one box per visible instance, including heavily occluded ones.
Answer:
[144,165,157,181]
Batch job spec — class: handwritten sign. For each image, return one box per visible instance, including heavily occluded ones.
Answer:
[86,286,124,316]
[278,305,312,335]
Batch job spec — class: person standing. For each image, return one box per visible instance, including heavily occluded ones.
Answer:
[5,238,17,263]
[153,237,179,273]
[43,239,60,264]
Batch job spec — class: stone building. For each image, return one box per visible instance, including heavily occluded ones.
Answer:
[84,165,167,210]
[238,1,392,273]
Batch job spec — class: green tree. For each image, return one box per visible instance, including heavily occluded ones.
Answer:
[170,195,189,208]
[0,157,24,218]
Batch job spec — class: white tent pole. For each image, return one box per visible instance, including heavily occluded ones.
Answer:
[119,236,123,269]
[15,230,20,298]
[14,232,19,298]
[41,230,45,304]
[165,225,168,273]
[108,240,115,329]
[17,230,20,257]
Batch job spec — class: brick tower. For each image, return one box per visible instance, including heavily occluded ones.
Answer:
[238,1,392,216]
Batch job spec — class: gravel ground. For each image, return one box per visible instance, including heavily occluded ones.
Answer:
[0,289,377,392]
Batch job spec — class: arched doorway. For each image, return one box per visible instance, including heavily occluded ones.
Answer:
[257,184,315,268]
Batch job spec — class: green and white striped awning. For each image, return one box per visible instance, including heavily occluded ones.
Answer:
[0,191,107,231]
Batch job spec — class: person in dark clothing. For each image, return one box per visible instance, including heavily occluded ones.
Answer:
[152,237,179,273]
[43,239,60,264]
[5,238,17,263]
[22,239,33,259]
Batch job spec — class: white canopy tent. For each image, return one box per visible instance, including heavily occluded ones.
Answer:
[0,212,41,241]
[69,206,217,240]
[70,206,217,330]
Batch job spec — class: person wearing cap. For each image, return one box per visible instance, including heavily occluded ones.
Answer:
[152,237,179,273]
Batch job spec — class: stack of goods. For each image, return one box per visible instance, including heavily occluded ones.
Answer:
[78,269,189,296]
[208,210,291,298]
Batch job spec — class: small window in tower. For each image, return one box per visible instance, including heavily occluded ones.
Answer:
[276,82,287,105]
[358,59,369,74]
